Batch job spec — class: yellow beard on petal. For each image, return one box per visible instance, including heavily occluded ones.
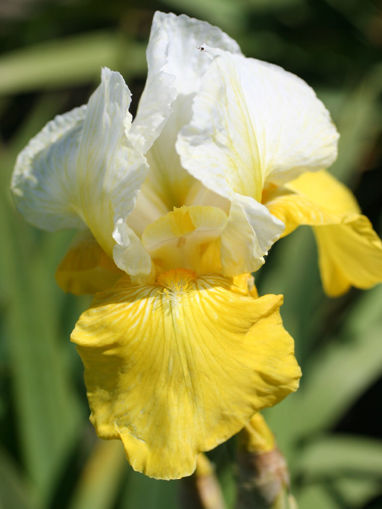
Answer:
[71,269,301,480]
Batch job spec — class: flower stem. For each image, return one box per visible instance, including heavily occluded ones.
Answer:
[180,454,226,509]
[236,414,297,509]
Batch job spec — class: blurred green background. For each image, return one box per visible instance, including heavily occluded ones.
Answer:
[1,1,381,508]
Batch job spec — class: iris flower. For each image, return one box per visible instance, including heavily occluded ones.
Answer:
[175,25,382,297]
[11,11,381,480]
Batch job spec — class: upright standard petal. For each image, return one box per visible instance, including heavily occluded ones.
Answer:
[130,11,242,217]
[141,95,196,211]
[71,270,301,479]
[266,171,382,296]
[12,68,147,259]
[178,53,339,201]
[144,11,241,96]
[177,53,338,273]
[130,11,241,153]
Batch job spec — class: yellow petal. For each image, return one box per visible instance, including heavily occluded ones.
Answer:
[266,170,359,236]
[56,234,123,295]
[142,205,227,275]
[266,170,382,295]
[241,413,275,453]
[288,169,360,215]
[315,216,382,296]
[71,269,301,480]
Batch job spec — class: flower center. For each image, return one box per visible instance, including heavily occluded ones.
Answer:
[156,268,197,293]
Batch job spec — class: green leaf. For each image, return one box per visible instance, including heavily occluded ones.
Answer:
[0,448,36,509]
[257,227,323,362]
[0,32,146,95]
[296,435,382,479]
[297,484,342,509]
[245,0,304,9]
[289,324,382,439]
[69,440,126,509]
[0,130,83,503]
[120,471,179,509]
[333,478,381,508]
[163,0,246,33]
[344,284,382,336]
[265,285,382,457]
[330,65,382,183]
[296,441,382,509]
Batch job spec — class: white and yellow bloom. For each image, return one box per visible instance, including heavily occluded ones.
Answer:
[10,12,347,479]
[176,36,382,297]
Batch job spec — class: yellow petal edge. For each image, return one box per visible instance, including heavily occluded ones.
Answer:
[267,170,382,296]
[71,269,301,479]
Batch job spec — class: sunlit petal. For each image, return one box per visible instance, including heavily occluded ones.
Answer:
[12,68,147,259]
[112,219,153,280]
[221,195,284,276]
[144,11,241,97]
[142,95,196,211]
[316,216,382,296]
[11,105,86,231]
[267,171,382,296]
[177,53,338,203]
[77,68,147,256]
[132,11,242,210]
[72,270,301,479]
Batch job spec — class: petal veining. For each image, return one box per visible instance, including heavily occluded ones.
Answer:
[12,68,147,260]
[71,271,301,479]
[177,53,339,204]
[11,105,87,231]
[76,68,147,256]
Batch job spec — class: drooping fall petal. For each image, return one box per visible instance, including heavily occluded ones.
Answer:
[315,216,382,296]
[71,270,301,479]
[266,170,382,296]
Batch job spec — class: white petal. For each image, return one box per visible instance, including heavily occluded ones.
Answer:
[221,195,284,276]
[130,11,241,153]
[77,68,146,255]
[11,105,87,231]
[146,11,241,97]
[113,219,152,279]
[142,95,196,211]
[129,70,176,154]
[12,68,147,259]
[177,53,339,206]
